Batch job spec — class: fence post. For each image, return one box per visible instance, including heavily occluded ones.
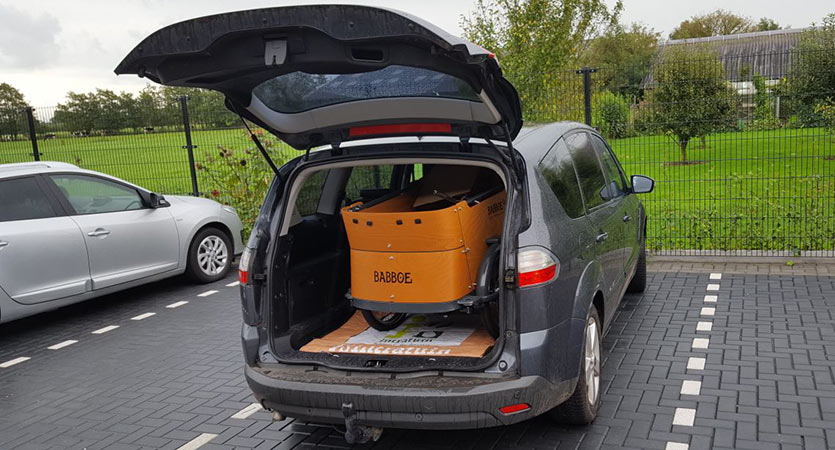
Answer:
[25,107,41,161]
[179,96,200,197]
[576,67,597,126]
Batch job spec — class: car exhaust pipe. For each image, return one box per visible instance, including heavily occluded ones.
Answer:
[341,403,383,444]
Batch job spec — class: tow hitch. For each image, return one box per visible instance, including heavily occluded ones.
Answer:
[341,403,383,444]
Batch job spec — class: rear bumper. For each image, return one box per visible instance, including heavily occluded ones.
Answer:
[245,364,575,430]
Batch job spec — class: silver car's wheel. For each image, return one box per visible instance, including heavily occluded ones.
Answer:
[187,227,232,283]
[197,235,228,276]
[584,314,601,406]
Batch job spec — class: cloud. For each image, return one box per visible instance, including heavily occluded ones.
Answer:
[0,5,61,69]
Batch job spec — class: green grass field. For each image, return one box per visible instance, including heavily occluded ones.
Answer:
[2,127,833,251]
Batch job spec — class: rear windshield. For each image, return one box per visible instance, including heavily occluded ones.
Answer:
[253,65,482,113]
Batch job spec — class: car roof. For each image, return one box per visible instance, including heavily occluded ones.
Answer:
[513,121,592,162]
[0,161,81,179]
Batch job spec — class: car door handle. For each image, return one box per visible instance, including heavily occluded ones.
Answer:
[0,240,7,249]
[595,232,608,243]
[623,214,631,222]
[87,229,111,237]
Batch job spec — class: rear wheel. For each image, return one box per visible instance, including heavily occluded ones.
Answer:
[550,305,601,425]
[626,245,647,293]
[361,310,408,331]
[186,227,232,283]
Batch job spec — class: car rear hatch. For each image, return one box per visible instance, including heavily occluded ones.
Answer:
[114,5,522,150]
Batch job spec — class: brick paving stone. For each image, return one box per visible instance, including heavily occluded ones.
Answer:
[1,270,834,449]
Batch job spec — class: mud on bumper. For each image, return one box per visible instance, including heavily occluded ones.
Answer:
[245,364,575,430]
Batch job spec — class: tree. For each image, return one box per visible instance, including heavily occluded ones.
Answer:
[651,45,738,161]
[159,86,237,129]
[785,13,835,125]
[669,9,754,40]
[54,89,141,134]
[461,0,622,121]
[754,17,781,31]
[0,83,29,139]
[581,22,659,98]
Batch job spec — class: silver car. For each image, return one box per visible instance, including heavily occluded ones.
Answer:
[0,161,244,323]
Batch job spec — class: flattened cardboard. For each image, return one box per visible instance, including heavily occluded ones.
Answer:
[301,312,495,358]
[413,165,481,207]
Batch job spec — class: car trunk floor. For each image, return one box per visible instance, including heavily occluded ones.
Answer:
[301,311,495,358]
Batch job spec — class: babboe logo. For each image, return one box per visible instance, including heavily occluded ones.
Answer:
[373,271,413,284]
[487,200,505,216]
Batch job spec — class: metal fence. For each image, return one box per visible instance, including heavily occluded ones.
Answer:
[1,47,833,256]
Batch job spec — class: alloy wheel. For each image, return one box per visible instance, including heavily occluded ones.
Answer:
[584,315,601,406]
[197,235,228,276]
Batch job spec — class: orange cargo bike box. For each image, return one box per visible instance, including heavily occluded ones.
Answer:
[341,166,505,316]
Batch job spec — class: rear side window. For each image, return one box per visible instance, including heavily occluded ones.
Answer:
[344,165,396,203]
[540,139,585,218]
[295,170,328,216]
[253,65,481,113]
[591,134,627,201]
[0,177,57,222]
[566,132,609,210]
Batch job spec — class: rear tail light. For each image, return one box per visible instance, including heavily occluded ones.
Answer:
[499,403,530,415]
[238,247,252,284]
[517,247,559,288]
[348,123,452,137]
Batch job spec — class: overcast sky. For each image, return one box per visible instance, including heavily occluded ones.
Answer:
[1,0,832,106]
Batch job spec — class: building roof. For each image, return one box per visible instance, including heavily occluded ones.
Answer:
[642,27,808,87]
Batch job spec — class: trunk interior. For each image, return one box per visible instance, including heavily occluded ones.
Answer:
[269,157,508,371]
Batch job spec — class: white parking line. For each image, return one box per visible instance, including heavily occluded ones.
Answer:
[704,295,718,303]
[666,442,689,450]
[177,433,217,450]
[230,403,263,419]
[706,284,720,291]
[91,325,119,335]
[696,321,713,331]
[47,340,78,350]
[691,338,710,349]
[687,357,706,370]
[166,301,189,308]
[680,380,702,396]
[226,281,240,287]
[672,407,696,426]
[131,312,156,321]
[700,307,716,316]
[197,290,218,297]
[0,357,30,368]
[709,273,722,280]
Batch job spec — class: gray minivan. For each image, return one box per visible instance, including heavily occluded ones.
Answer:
[117,5,654,443]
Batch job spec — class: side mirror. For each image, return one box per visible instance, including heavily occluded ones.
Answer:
[631,175,655,194]
[149,192,170,208]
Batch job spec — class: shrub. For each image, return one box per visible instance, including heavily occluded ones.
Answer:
[750,74,780,130]
[197,130,293,235]
[592,91,630,138]
[631,99,659,135]
[815,98,835,134]
[784,14,835,127]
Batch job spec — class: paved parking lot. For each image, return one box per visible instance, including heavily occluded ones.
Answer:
[1,266,834,450]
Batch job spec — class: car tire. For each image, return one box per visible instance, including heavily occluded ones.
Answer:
[550,305,602,425]
[626,245,647,293]
[186,227,233,283]
[361,310,408,331]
